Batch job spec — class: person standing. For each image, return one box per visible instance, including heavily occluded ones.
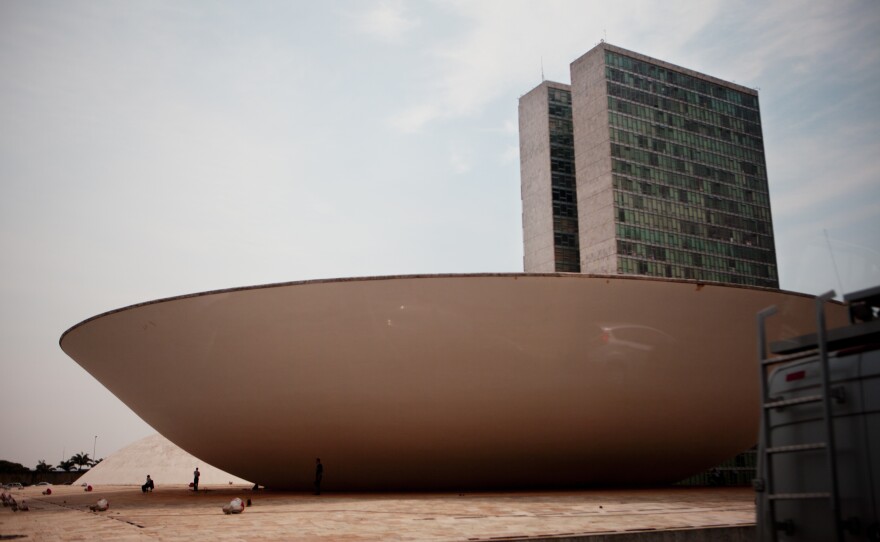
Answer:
[314,458,323,495]
[193,467,200,491]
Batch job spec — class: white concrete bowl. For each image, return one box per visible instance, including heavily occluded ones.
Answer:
[60,274,846,490]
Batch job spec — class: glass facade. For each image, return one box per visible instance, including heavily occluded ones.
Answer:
[604,51,778,288]
[548,86,580,272]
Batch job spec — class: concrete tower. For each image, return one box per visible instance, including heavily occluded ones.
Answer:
[521,43,778,288]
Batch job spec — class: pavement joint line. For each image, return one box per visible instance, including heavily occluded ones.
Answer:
[20,494,151,531]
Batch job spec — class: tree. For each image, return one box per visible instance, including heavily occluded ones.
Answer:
[70,452,93,471]
[0,460,29,473]
[35,460,54,473]
[57,459,75,472]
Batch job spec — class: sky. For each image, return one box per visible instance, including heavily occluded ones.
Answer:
[1,0,878,469]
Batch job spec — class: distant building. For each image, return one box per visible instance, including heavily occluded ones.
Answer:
[520,43,778,288]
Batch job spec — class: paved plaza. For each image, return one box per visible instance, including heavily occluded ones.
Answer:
[1,484,755,541]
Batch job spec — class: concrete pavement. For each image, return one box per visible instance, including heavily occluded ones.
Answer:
[1,484,755,541]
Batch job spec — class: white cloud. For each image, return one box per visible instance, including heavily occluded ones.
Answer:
[777,201,880,244]
[350,1,420,43]
[500,145,519,165]
[770,142,879,219]
[699,0,877,84]
[449,148,471,174]
[388,103,442,133]
[777,226,880,296]
[386,0,725,132]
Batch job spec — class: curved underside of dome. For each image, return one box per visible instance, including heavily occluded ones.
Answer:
[60,274,847,490]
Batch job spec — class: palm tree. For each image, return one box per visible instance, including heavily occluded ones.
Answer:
[57,459,75,472]
[70,452,93,471]
[35,460,54,473]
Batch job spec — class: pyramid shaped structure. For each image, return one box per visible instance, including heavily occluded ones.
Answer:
[76,433,250,486]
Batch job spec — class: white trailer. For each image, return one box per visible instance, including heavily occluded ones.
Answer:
[755,285,880,541]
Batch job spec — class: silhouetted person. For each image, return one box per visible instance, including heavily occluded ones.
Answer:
[193,467,200,491]
[141,475,154,493]
[314,458,323,495]
[709,468,722,486]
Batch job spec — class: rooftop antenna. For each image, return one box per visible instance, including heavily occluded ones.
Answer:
[824,229,845,297]
[541,56,544,81]
[604,28,607,42]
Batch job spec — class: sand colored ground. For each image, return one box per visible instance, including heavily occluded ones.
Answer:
[1,484,755,541]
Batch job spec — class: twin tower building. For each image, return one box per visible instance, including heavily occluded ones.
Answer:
[519,42,779,289]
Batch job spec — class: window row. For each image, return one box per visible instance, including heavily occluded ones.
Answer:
[617,241,770,278]
[554,246,580,273]
[548,102,572,119]
[610,128,761,175]
[550,133,573,147]
[554,231,578,249]
[605,51,759,109]
[553,215,579,235]
[612,176,772,220]
[617,257,777,288]
[606,66,759,122]
[610,142,766,180]
[550,158,573,175]
[553,202,577,218]
[616,214,776,253]
[610,97,763,150]
[609,110,764,163]
[612,157,769,194]
[611,159,767,194]
[550,145,574,161]
[548,87,572,104]
[551,172,575,189]
[609,127,764,172]
[607,82,762,137]
[613,168,770,207]
[549,117,573,135]
[552,186,576,204]
[617,237,776,272]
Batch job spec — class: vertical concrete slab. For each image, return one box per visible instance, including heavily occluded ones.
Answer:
[570,44,616,274]
[519,82,570,273]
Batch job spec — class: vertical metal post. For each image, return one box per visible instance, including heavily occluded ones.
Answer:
[756,305,777,542]
[815,291,842,541]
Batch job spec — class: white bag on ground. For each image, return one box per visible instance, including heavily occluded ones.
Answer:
[222,497,245,514]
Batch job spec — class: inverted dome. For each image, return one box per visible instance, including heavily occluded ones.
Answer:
[61,274,846,490]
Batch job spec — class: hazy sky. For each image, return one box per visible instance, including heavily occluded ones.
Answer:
[2,0,878,468]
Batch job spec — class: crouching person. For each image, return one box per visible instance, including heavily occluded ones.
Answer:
[142,475,154,493]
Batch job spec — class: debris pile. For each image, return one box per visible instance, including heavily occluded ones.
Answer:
[1,492,17,510]
[1,492,28,512]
